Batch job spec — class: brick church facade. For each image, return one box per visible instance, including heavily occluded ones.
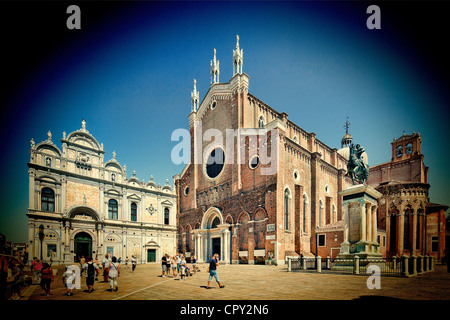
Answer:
[174,36,447,264]
[174,37,355,265]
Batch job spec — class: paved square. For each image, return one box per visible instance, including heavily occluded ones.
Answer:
[20,263,450,301]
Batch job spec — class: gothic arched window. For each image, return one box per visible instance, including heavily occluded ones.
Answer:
[211,217,220,229]
[108,199,118,220]
[130,202,137,222]
[41,188,55,212]
[258,116,265,128]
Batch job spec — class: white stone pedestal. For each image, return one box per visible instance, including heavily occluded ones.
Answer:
[337,184,382,260]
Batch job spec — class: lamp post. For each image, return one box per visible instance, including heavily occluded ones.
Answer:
[38,224,45,261]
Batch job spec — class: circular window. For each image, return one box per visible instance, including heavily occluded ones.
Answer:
[325,185,329,193]
[206,147,225,179]
[249,155,260,169]
[293,170,299,181]
[211,101,217,110]
[184,186,189,196]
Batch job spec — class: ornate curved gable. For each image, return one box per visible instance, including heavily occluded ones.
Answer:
[65,122,102,152]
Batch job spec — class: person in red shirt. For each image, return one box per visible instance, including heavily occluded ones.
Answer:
[31,257,43,285]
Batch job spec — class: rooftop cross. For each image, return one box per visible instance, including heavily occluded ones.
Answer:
[344,117,351,134]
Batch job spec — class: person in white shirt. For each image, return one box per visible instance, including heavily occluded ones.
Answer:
[131,255,137,272]
[108,256,120,292]
[63,267,76,296]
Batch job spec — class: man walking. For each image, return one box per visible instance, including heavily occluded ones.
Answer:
[206,253,225,289]
[83,256,98,293]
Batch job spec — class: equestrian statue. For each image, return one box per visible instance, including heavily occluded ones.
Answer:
[346,143,369,185]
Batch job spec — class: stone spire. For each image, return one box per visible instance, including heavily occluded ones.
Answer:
[233,35,244,75]
[191,79,199,112]
[210,48,220,85]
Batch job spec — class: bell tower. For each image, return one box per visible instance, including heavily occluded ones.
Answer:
[391,132,422,162]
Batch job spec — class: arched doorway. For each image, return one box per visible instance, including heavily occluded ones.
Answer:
[74,232,92,262]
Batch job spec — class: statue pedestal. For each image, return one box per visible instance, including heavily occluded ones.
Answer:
[336,184,382,262]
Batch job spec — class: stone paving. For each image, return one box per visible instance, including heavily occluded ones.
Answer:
[15,262,450,301]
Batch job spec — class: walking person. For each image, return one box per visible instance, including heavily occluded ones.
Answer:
[31,257,43,284]
[206,253,224,289]
[10,259,25,299]
[102,254,110,282]
[63,266,76,296]
[40,262,54,296]
[83,257,98,293]
[108,256,120,292]
[131,255,137,272]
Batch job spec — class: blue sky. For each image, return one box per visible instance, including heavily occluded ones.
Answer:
[1,1,448,243]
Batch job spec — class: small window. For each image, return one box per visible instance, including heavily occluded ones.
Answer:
[258,116,265,128]
[130,202,137,222]
[111,173,116,182]
[41,188,55,212]
[318,234,326,247]
[293,170,299,181]
[211,101,217,110]
[184,186,189,196]
[164,207,170,225]
[431,236,439,252]
[249,155,260,169]
[108,199,118,220]
[396,145,403,157]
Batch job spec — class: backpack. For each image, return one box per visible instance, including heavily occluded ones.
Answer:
[87,262,95,277]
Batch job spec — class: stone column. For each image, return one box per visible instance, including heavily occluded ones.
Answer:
[223,229,230,264]
[372,205,378,243]
[412,209,417,253]
[366,203,372,246]
[28,169,35,209]
[360,200,366,243]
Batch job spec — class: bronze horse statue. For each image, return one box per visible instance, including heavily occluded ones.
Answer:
[346,143,369,185]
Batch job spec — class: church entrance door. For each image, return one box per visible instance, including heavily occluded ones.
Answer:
[74,232,92,262]
[212,237,221,257]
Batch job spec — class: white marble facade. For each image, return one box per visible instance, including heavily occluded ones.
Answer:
[27,120,177,265]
